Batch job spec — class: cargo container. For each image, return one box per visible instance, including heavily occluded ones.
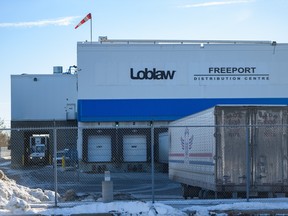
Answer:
[169,105,288,198]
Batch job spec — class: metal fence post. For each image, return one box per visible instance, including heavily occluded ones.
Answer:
[246,125,250,202]
[151,125,155,203]
[53,126,58,207]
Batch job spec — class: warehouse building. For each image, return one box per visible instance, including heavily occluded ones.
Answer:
[10,37,288,171]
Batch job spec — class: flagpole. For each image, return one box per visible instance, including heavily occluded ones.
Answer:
[74,13,92,42]
[90,16,92,43]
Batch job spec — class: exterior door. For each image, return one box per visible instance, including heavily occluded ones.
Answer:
[88,135,111,162]
[123,135,147,162]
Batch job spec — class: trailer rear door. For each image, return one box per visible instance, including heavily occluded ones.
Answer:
[216,107,248,185]
[253,107,288,185]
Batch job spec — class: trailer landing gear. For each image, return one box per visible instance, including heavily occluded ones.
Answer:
[181,184,201,199]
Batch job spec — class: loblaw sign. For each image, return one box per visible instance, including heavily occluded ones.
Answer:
[130,68,176,80]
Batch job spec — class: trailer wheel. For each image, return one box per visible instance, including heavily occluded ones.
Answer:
[181,184,189,199]
[181,184,201,199]
[198,189,204,199]
[198,189,214,199]
[188,186,201,198]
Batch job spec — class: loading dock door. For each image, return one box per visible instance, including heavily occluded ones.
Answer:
[88,135,111,162]
[123,135,147,162]
[159,132,169,163]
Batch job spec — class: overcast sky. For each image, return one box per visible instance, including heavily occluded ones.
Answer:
[1,0,287,127]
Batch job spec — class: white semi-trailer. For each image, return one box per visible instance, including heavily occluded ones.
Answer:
[169,105,288,199]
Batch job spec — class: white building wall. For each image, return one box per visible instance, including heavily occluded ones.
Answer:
[76,41,288,122]
[11,74,77,121]
[77,42,288,100]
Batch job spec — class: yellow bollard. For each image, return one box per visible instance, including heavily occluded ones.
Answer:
[62,155,65,168]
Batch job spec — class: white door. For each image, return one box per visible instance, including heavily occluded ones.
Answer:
[88,135,111,162]
[123,135,147,162]
[66,104,76,120]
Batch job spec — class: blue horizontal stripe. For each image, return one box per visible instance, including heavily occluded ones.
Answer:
[169,160,184,164]
[169,160,214,165]
[78,98,288,122]
[189,160,214,166]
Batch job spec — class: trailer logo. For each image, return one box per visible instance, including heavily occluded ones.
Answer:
[181,127,193,159]
[130,68,176,80]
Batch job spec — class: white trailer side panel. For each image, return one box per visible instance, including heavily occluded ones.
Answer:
[169,108,216,190]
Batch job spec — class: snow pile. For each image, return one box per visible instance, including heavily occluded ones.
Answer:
[0,168,185,215]
[0,169,57,214]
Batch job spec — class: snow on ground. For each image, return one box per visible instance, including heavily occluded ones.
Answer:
[183,201,288,216]
[0,168,184,215]
[32,201,187,216]
[2,167,288,215]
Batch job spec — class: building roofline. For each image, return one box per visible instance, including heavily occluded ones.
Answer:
[77,36,276,45]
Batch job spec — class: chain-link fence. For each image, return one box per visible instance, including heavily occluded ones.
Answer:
[1,124,288,206]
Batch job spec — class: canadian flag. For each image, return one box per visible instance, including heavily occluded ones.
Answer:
[75,13,92,29]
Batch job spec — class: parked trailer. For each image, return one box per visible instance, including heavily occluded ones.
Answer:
[169,105,288,198]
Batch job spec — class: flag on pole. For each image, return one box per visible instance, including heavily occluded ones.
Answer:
[75,13,92,29]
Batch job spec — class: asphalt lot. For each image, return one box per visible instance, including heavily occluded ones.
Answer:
[0,157,182,202]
